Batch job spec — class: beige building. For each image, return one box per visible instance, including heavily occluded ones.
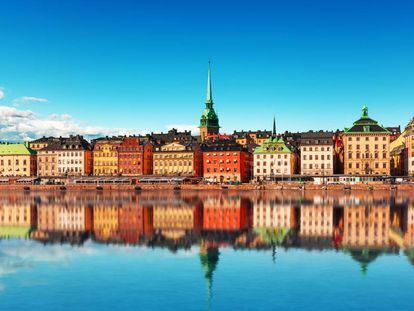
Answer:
[37,136,93,176]
[253,199,296,229]
[0,202,37,227]
[343,205,390,247]
[300,204,333,237]
[153,141,202,176]
[343,106,391,175]
[37,149,58,176]
[299,131,334,175]
[0,143,37,177]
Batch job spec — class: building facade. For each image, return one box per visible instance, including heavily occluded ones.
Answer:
[28,137,61,151]
[233,130,272,146]
[343,106,391,175]
[199,62,220,141]
[254,131,297,180]
[37,148,58,176]
[118,137,154,176]
[203,195,252,231]
[153,141,203,176]
[299,131,335,176]
[405,117,414,175]
[0,143,37,177]
[203,139,252,183]
[37,136,93,176]
[93,137,123,176]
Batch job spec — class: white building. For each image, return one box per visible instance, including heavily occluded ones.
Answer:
[254,136,297,180]
[299,131,334,176]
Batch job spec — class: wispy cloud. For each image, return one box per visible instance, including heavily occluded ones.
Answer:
[0,87,4,100]
[0,105,146,141]
[13,96,49,105]
[166,124,199,135]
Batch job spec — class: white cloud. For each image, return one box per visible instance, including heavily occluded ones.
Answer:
[0,105,145,141]
[166,124,200,135]
[0,88,4,100]
[13,96,48,104]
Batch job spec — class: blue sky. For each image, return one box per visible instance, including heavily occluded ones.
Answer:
[0,0,413,140]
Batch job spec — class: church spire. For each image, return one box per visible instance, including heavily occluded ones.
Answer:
[272,116,276,137]
[206,60,213,104]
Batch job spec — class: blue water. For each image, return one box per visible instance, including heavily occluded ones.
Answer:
[0,191,413,310]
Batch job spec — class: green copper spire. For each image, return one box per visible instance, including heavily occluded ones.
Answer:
[199,61,220,132]
[272,116,276,137]
[206,60,213,104]
[362,105,369,118]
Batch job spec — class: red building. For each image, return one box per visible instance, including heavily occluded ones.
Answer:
[118,136,154,176]
[203,139,252,183]
[118,204,154,244]
[203,195,252,231]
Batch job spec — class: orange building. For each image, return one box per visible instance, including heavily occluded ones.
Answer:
[203,195,252,231]
[203,139,252,183]
[118,136,153,176]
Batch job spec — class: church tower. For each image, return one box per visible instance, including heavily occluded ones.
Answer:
[199,61,220,141]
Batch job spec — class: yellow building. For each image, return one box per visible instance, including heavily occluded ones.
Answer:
[343,106,391,175]
[153,141,202,176]
[0,201,37,238]
[93,137,123,176]
[0,143,37,177]
[390,130,406,176]
[93,205,120,241]
[153,205,198,231]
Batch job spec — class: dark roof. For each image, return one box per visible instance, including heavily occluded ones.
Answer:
[41,136,92,151]
[299,131,333,145]
[345,106,390,134]
[30,136,61,144]
[148,128,194,144]
[202,139,248,152]
[346,124,389,133]
[232,130,272,139]
[386,126,401,135]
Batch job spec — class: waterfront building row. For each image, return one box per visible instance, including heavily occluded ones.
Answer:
[1,193,412,252]
[0,63,413,179]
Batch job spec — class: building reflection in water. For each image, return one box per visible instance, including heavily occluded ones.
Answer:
[1,191,414,272]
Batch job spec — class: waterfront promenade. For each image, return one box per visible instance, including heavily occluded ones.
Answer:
[1,182,413,191]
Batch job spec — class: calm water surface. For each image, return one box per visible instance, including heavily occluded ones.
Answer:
[0,190,413,310]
